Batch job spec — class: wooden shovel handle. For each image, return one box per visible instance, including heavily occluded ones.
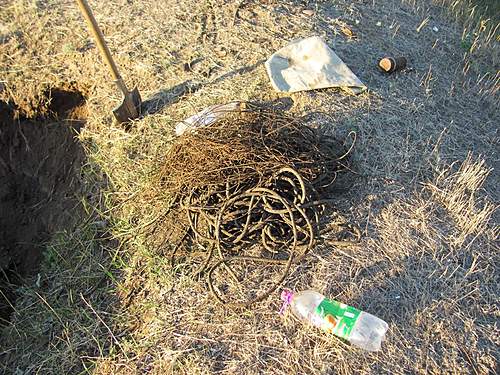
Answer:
[75,0,128,95]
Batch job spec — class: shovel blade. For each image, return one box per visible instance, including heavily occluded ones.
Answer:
[113,86,142,124]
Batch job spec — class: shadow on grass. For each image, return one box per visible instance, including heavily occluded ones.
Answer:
[141,60,265,116]
[141,80,201,116]
[0,91,123,374]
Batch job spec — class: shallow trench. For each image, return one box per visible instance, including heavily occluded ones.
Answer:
[0,87,87,324]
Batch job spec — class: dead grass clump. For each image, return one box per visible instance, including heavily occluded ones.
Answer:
[150,105,358,308]
[426,153,496,247]
[157,104,353,196]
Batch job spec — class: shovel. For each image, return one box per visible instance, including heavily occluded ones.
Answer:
[76,0,141,123]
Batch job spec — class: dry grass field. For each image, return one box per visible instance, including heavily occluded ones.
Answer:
[0,0,498,374]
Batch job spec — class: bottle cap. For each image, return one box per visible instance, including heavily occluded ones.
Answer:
[279,289,294,315]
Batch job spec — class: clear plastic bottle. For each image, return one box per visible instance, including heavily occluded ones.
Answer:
[280,290,388,351]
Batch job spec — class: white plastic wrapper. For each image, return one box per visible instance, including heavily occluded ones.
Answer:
[175,101,243,136]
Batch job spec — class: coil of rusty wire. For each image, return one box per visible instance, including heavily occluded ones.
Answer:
[152,103,360,308]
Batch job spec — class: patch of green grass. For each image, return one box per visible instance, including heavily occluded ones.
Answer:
[470,0,500,19]
[0,216,123,374]
[439,0,500,53]
[460,35,474,51]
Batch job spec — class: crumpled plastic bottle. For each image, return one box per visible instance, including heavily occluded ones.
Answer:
[280,289,388,351]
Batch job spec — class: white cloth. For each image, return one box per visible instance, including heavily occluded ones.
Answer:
[265,36,366,95]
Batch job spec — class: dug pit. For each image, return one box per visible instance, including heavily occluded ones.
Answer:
[0,87,87,324]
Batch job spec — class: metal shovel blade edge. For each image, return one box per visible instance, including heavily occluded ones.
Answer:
[113,86,142,124]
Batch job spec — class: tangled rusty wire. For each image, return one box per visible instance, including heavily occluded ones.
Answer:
[151,103,360,308]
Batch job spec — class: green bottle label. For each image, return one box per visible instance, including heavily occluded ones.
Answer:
[314,299,361,339]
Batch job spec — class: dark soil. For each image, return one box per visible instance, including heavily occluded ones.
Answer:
[0,88,87,324]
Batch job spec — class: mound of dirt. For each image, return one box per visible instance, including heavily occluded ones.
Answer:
[0,88,87,324]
